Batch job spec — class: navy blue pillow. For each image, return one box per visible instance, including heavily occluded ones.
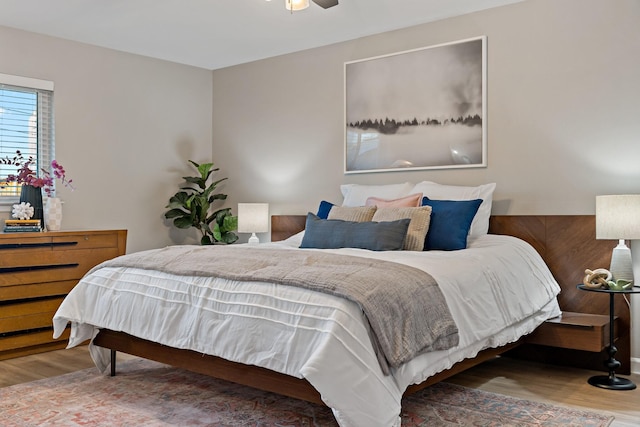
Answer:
[421,197,482,251]
[300,213,410,251]
[316,200,335,220]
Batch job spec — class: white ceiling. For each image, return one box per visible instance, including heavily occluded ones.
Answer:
[0,0,522,70]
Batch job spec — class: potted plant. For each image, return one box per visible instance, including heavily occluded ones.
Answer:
[0,150,74,228]
[164,160,238,245]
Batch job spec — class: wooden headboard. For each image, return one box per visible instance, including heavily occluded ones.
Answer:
[270,214,630,373]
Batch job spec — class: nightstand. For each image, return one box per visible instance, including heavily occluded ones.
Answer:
[577,284,640,390]
[525,311,614,352]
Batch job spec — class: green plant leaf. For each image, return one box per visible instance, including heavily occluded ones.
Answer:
[208,177,228,189]
[164,208,186,219]
[167,192,190,206]
[209,193,228,203]
[197,163,213,179]
[173,217,193,229]
[221,214,238,233]
[183,176,205,188]
[219,232,239,244]
[166,201,185,210]
[211,221,222,241]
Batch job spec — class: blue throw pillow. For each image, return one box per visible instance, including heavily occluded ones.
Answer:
[300,213,410,251]
[421,197,482,251]
[316,200,335,220]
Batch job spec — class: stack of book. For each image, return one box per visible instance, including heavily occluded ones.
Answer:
[3,219,42,233]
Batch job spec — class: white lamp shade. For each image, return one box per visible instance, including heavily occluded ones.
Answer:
[596,195,640,240]
[596,194,640,282]
[285,0,309,11]
[237,203,269,234]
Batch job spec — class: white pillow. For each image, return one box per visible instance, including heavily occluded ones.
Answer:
[341,183,414,207]
[410,181,496,237]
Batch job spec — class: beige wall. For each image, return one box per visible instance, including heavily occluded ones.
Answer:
[211,0,640,362]
[214,0,640,216]
[0,26,215,252]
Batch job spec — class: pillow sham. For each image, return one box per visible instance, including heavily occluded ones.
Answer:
[372,206,432,251]
[299,213,410,251]
[365,193,423,208]
[410,181,495,238]
[340,182,414,207]
[421,197,482,251]
[328,205,376,222]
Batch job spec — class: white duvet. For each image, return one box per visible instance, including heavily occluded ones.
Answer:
[53,233,561,427]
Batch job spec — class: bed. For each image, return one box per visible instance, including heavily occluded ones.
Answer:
[51,185,624,426]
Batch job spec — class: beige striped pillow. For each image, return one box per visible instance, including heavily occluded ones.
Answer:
[328,206,377,222]
[372,206,432,251]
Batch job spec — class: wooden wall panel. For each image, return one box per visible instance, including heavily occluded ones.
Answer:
[488,215,547,256]
[489,215,630,373]
[271,215,306,242]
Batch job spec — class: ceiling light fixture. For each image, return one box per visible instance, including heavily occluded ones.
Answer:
[285,0,310,12]
[267,0,338,12]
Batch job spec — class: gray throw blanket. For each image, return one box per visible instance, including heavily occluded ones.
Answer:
[91,245,459,374]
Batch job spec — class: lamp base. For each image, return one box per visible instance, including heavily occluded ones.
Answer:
[248,233,260,245]
[610,240,633,282]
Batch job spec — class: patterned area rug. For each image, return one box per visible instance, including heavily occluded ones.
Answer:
[0,358,613,426]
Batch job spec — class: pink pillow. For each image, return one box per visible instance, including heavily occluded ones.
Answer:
[365,193,423,208]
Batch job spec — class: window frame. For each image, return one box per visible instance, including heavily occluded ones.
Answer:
[0,73,55,207]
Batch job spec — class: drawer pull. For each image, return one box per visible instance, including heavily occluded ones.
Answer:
[0,263,79,273]
[0,241,78,251]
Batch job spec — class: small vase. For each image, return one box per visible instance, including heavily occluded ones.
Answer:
[45,197,63,231]
[19,185,44,224]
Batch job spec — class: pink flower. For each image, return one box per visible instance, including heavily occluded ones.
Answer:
[0,150,75,196]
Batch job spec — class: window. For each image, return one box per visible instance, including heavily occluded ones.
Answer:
[0,73,54,204]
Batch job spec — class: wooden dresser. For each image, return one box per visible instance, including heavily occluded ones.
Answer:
[0,229,127,360]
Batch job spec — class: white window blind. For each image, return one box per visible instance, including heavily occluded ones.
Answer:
[0,74,54,202]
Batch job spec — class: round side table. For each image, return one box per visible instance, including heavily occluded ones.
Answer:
[577,284,640,390]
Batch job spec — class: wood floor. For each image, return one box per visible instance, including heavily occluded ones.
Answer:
[1,346,638,426]
[447,357,640,427]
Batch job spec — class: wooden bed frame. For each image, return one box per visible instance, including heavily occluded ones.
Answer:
[93,214,629,406]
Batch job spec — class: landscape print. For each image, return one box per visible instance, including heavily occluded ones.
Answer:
[344,36,486,173]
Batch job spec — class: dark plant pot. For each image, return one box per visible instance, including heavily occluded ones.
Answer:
[19,185,44,223]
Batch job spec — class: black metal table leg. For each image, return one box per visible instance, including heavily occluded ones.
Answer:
[587,292,636,390]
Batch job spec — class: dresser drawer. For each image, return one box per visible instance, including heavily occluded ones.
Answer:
[0,280,77,301]
[0,328,71,361]
[0,247,121,286]
[0,297,65,334]
[52,232,120,250]
[0,328,70,352]
[0,231,120,252]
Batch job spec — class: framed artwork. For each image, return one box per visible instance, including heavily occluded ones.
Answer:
[344,36,487,174]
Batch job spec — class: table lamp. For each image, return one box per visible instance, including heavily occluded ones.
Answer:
[237,203,269,244]
[596,195,640,282]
